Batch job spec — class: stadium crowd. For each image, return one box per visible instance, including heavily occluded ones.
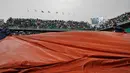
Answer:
[6,18,90,30]
[0,12,130,35]
[2,18,91,35]
[96,12,130,30]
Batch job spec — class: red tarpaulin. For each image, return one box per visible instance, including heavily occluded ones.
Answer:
[0,31,130,73]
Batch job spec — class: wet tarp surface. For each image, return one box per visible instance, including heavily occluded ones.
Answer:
[0,31,130,73]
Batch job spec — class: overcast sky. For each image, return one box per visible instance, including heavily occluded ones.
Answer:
[0,0,130,22]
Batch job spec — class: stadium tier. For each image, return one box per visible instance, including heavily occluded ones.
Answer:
[0,12,130,35]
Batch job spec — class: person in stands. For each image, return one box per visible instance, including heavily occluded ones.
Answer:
[0,26,11,40]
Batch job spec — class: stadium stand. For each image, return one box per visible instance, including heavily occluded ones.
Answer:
[95,12,130,30]
[6,18,90,30]
[0,12,130,35]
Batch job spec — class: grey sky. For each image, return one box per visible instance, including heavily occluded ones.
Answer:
[0,0,130,22]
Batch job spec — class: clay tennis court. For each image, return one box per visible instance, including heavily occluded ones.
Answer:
[0,31,130,73]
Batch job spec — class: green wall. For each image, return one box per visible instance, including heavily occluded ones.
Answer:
[125,28,130,33]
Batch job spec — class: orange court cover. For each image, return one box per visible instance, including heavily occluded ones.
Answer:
[0,31,130,73]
